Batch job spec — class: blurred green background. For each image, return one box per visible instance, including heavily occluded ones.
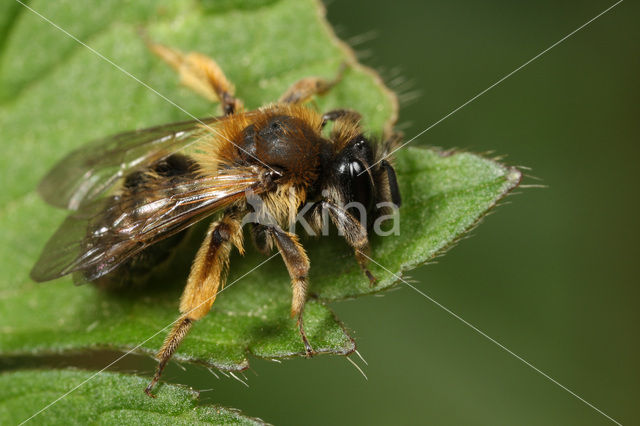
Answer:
[167,1,640,424]
[8,0,639,424]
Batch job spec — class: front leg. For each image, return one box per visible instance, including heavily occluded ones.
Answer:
[267,226,314,356]
[323,201,377,285]
[321,109,362,128]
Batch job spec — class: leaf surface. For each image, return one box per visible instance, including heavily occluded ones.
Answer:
[0,370,266,425]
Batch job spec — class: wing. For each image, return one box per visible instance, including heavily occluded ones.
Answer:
[31,169,263,283]
[38,117,222,210]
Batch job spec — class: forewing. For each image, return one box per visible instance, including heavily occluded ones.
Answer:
[31,169,262,282]
[38,117,221,210]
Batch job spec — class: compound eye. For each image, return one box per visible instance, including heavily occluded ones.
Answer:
[352,137,373,161]
[349,160,374,212]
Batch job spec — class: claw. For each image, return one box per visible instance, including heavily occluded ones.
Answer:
[144,383,158,398]
[365,269,377,287]
[303,338,316,358]
[297,311,315,357]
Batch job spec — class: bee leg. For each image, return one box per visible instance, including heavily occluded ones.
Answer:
[144,39,243,115]
[322,109,367,144]
[267,226,314,356]
[321,109,362,128]
[145,212,243,397]
[144,315,192,398]
[278,63,347,104]
[250,223,273,255]
[322,201,377,286]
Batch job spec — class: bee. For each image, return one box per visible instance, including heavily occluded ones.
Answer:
[30,40,402,396]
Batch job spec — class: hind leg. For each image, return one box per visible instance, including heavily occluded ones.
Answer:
[145,211,243,397]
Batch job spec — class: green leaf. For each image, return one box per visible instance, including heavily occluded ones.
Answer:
[0,0,520,374]
[0,369,266,424]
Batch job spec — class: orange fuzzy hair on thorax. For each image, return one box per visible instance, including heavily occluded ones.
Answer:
[195,103,330,187]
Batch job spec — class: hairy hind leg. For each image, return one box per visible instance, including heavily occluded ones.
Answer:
[144,38,243,115]
[145,211,243,397]
[279,63,346,104]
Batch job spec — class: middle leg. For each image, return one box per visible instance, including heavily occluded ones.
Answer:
[267,225,314,356]
[145,38,243,115]
[278,63,346,104]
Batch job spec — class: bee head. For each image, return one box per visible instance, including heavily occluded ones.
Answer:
[331,135,401,223]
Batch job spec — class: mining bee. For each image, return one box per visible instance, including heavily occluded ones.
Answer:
[30,39,402,396]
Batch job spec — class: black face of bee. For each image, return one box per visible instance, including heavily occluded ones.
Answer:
[333,136,376,214]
